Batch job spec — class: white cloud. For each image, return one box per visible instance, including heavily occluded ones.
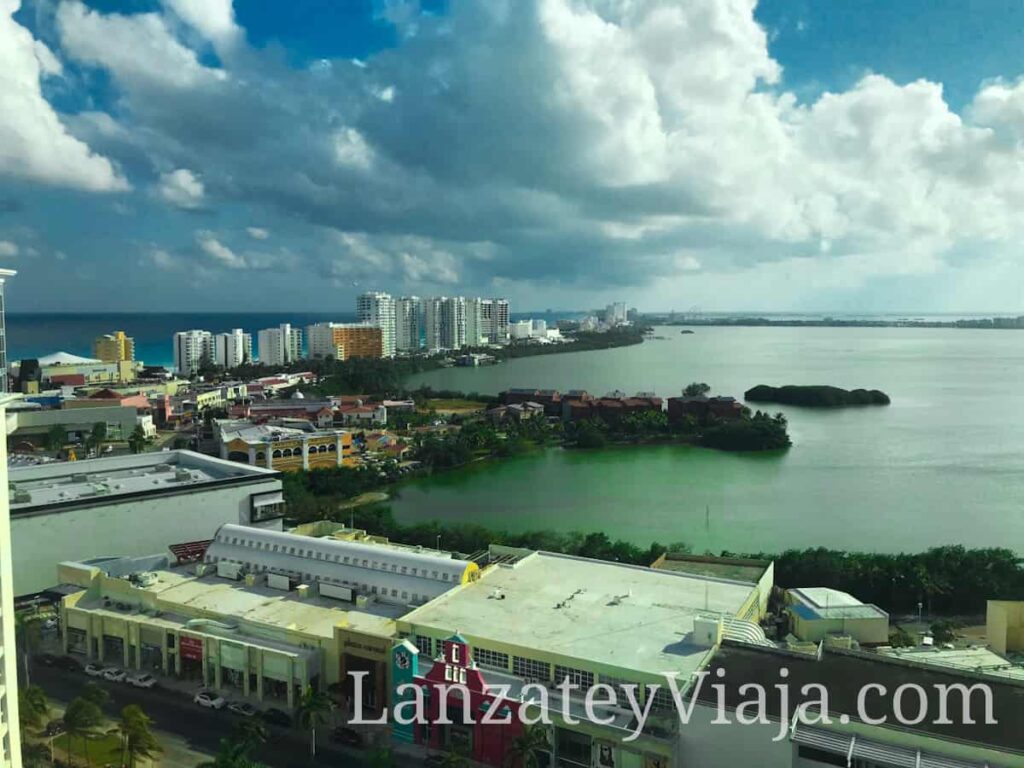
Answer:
[0,240,18,257]
[0,0,127,192]
[197,231,246,269]
[31,0,1024,306]
[157,168,205,209]
[333,128,374,169]
[147,247,177,270]
[161,0,240,51]
[246,227,269,240]
[56,1,227,90]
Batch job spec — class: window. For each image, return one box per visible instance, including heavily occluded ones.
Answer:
[401,566,407,574]
[442,573,449,581]
[391,589,398,597]
[474,647,509,671]
[415,635,433,656]
[432,570,439,579]
[343,557,349,564]
[401,591,408,600]
[555,666,594,690]
[328,444,336,452]
[555,728,591,768]
[797,747,848,767]
[513,657,551,681]
[647,685,677,712]
[411,568,417,576]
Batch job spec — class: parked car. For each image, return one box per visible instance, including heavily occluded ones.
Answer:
[330,726,363,748]
[227,702,256,717]
[102,667,127,682]
[84,663,105,677]
[194,691,226,710]
[56,656,82,672]
[43,721,66,738]
[34,653,58,667]
[259,708,292,727]
[128,673,157,689]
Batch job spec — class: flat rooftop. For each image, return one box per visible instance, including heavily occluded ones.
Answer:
[790,587,888,620]
[654,553,770,584]
[9,450,278,512]
[880,646,1024,682]
[401,551,757,678]
[76,565,399,640]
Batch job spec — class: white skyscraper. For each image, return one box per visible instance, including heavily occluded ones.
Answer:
[395,296,423,352]
[257,324,302,366]
[465,298,485,347]
[479,298,510,344]
[172,330,213,376]
[214,328,252,369]
[605,302,628,325]
[356,291,396,358]
[0,392,22,768]
[440,296,467,350]
[0,270,13,394]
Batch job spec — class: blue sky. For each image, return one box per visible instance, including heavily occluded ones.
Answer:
[3,0,1024,314]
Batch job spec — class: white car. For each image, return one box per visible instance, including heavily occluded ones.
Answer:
[194,691,226,709]
[102,668,127,682]
[85,663,105,677]
[227,702,256,717]
[128,673,157,689]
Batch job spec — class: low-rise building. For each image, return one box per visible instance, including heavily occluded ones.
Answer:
[58,524,478,712]
[6,403,143,447]
[337,403,387,427]
[7,451,284,596]
[217,421,353,472]
[786,587,889,646]
[681,641,1024,768]
[395,547,770,768]
[667,394,744,424]
[988,600,1024,656]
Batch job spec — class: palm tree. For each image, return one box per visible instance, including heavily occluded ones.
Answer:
[505,724,550,768]
[128,425,147,454]
[18,685,50,732]
[45,424,66,452]
[119,705,162,768]
[63,697,103,768]
[229,720,267,754]
[197,738,269,768]
[86,422,107,454]
[294,685,334,758]
[14,612,42,686]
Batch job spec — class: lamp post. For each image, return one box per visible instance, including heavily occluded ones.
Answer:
[436,535,441,551]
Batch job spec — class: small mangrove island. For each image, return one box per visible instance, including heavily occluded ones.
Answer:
[745,384,890,407]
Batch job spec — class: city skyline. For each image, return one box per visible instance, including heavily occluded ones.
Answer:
[4,1,1024,314]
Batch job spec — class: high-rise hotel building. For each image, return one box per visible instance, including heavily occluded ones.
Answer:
[0,269,22,767]
[356,292,396,358]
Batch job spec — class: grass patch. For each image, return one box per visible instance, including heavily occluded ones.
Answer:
[55,731,123,767]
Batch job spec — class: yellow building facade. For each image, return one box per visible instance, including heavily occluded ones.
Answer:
[93,331,135,363]
[225,430,354,472]
[987,600,1024,655]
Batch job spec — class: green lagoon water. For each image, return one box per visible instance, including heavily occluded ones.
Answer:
[393,327,1024,553]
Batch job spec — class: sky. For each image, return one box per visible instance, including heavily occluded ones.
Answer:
[3,0,1024,314]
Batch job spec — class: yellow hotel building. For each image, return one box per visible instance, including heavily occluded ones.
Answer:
[219,422,354,472]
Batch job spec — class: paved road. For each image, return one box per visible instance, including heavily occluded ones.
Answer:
[31,663,421,768]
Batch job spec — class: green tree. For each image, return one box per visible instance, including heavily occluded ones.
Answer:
[505,724,550,768]
[18,685,50,731]
[229,720,267,754]
[295,686,334,758]
[45,424,67,452]
[682,382,711,397]
[21,742,51,768]
[119,705,162,768]
[128,425,147,454]
[197,739,269,768]
[82,682,109,709]
[367,745,396,768]
[63,697,104,768]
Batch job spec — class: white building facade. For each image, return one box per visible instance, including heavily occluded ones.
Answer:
[356,292,396,358]
[172,330,214,376]
[257,324,302,366]
[395,296,423,352]
[214,328,252,369]
[1,396,23,768]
